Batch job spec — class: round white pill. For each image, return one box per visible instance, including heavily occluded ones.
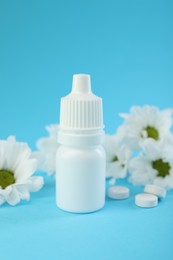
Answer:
[135,193,158,208]
[144,184,166,199]
[108,186,130,200]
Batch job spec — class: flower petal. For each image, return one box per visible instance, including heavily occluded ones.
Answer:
[15,184,30,201]
[109,177,116,185]
[0,195,5,205]
[5,186,21,206]
[27,176,44,192]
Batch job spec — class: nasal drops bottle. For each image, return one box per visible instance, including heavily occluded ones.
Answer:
[56,74,106,213]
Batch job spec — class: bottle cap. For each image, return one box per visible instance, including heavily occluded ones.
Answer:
[60,74,104,130]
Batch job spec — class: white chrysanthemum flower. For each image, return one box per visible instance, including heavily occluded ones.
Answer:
[34,124,59,175]
[0,136,44,206]
[119,105,173,150]
[129,139,173,190]
[103,134,132,184]
[163,133,173,148]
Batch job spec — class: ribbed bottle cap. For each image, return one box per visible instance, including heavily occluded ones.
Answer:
[60,74,104,130]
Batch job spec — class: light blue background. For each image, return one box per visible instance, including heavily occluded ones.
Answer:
[0,1,173,259]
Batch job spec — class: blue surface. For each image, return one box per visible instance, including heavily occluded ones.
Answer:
[0,1,173,259]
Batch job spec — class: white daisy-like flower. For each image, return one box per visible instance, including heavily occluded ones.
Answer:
[163,133,173,148]
[0,136,44,206]
[119,105,173,150]
[129,139,173,190]
[103,134,132,184]
[34,124,59,175]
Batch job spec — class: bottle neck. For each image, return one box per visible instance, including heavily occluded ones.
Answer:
[58,129,105,147]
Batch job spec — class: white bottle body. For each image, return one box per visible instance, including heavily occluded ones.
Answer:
[56,142,106,213]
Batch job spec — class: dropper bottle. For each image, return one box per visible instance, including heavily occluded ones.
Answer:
[56,74,106,213]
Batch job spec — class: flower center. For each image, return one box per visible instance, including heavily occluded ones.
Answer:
[0,170,15,189]
[145,126,159,140]
[112,155,118,162]
[152,159,171,178]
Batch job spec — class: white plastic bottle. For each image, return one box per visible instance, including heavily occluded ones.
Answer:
[56,74,106,213]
